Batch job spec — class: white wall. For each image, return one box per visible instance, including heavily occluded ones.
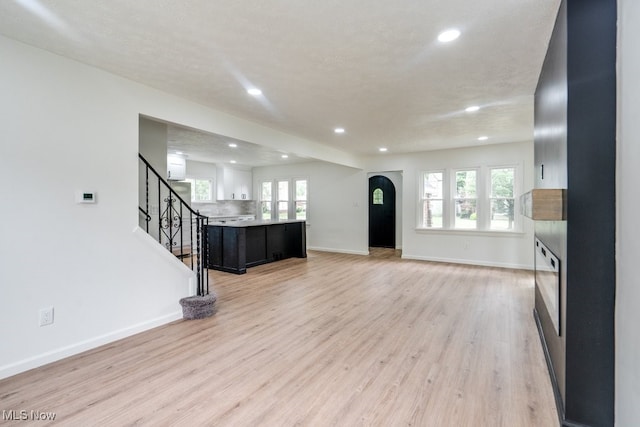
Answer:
[616,1,640,424]
[0,36,194,378]
[186,159,217,178]
[253,161,369,255]
[0,34,358,379]
[255,142,534,269]
[139,117,168,172]
[138,118,169,237]
[0,32,540,380]
[365,141,535,269]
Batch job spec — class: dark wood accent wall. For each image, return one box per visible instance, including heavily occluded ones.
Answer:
[533,1,616,426]
[534,2,568,414]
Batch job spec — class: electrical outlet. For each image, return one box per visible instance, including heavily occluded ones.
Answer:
[39,307,54,327]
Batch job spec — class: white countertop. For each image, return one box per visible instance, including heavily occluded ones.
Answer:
[207,215,255,221]
[207,219,305,227]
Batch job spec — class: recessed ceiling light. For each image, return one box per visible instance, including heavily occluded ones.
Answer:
[478,136,489,141]
[334,128,345,134]
[230,160,237,164]
[379,147,388,152]
[247,88,262,96]
[437,29,461,43]
[228,143,237,148]
[465,106,480,112]
[175,151,183,155]
[281,154,289,159]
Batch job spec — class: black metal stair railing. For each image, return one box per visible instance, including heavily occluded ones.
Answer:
[138,153,209,296]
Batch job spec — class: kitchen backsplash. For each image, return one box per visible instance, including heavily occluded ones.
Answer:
[192,200,257,217]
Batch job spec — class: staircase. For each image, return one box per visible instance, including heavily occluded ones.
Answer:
[138,153,209,296]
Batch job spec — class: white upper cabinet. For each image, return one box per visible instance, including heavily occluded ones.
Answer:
[217,166,252,200]
[167,155,186,181]
[235,170,252,200]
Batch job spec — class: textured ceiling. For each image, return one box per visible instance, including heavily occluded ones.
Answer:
[167,124,309,167]
[0,0,561,164]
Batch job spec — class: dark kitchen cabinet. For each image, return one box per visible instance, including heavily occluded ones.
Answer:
[245,226,267,267]
[285,221,306,258]
[265,222,306,261]
[267,224,286,260]
[205,220,306,274]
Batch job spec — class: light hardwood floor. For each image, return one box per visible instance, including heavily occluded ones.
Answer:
[0,250,558,426]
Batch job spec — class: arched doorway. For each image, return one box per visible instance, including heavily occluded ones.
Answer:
[368,175,396,248]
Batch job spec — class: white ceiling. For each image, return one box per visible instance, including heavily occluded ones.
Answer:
[166,124,309,167]
[0,0,560,165]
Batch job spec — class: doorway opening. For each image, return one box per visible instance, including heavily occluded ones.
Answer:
[368,175,396,249]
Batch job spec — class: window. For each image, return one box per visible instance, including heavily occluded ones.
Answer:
[373,188,383,205]
[295,179,307,220]
[490,167,515,230]
[261,178,308,220]
[421,172,443,228]
[260,181,272,220]
[418,165,519,232]
[184,178,213,202]
[454,169,477,229]
[277,180,289,220]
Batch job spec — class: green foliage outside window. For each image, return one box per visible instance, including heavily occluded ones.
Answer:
[373,188,383,204]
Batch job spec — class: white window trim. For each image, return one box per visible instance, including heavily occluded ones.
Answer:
[417,163,522,234]
[184,177,215,203]
[294,177,309,221]
[276,179,290,220]
[259,180,274,221]
[414,227,526,237]
[418,169,446,229]
[451,167,480,230]
[487,165,520,232]
[260,177,309,221]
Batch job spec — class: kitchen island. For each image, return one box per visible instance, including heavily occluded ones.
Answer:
[205,219,306,274]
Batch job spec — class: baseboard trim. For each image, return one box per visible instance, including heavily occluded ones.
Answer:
[306,248,532,269]
[401,253,532,270]
[0,311,183,380]
[307,246,369,256]
[562,421,591,427]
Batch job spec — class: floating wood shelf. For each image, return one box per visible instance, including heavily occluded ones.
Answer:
[520,189,567,220]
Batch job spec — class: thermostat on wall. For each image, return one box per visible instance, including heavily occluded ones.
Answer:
[76,191,97,204]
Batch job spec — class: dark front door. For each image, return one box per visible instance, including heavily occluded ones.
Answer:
[369,175,396,248]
